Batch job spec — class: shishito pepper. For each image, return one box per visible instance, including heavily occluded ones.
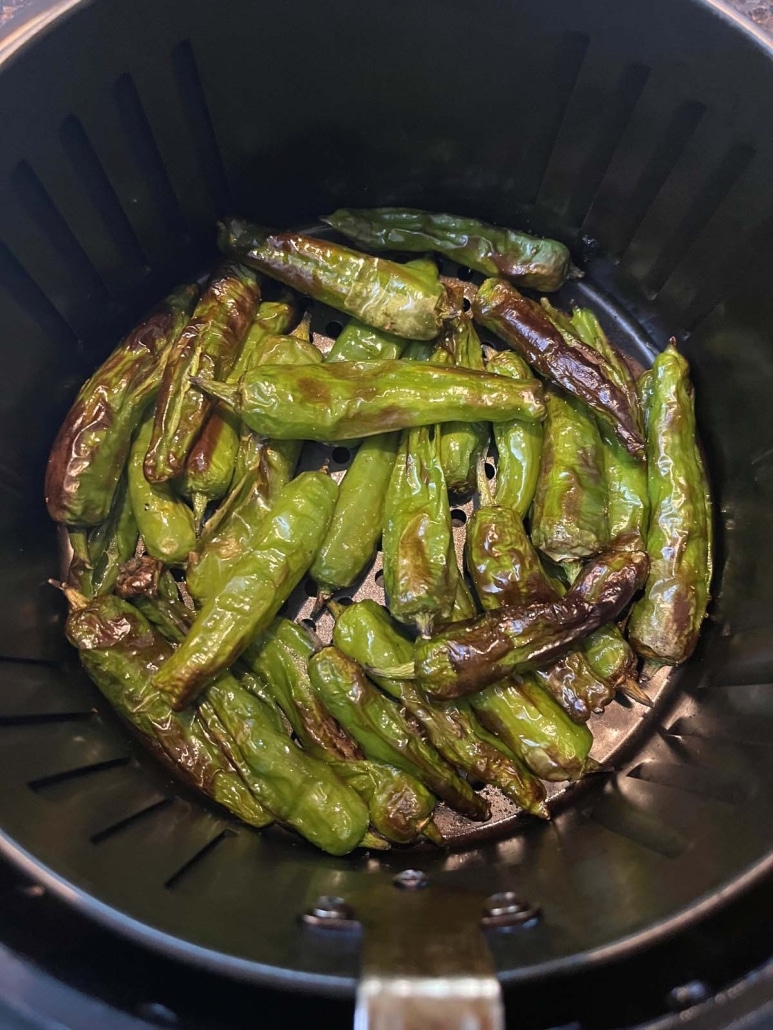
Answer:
[144,263,260,484]
[193,358,545,442]
[86,477,139,595]
[311,432,400,604]
[405,547,649,700]
[218,217,456,341]
[63,590,271,828]
[45,285,197,526]
[127,412,197,566]
[438,314,490,497]
[243,620,440,845]
[153,471,338,708]
[486,350,543,517]
[330,599,548,818]
[322,208,578,292]
[628,342,712,664]
[531,388,610,564]
[473,279,645,458]
[186,332,323,606]
[199,674,369,856]
[382,425,456,635]
[308,646,489,821]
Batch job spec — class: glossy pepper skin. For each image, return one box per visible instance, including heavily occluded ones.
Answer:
[382,425,456,635]
[323,208,578,292]
[144,264,260,484]
[486,350,543,516]
[473,279,645,458]
[410,548,649,700]
[200,674,369,856]
[153,472,338,708]
[439,314,490,497]
[244,620,439,845]
[308,647,489,821]
[64,591,271,828]
[628,343,712,664]
[86,477,139,596]
[45,285,197,526]
[311,431,400,602]
[218,217,456,341]
[186,334,323,606]
[531,389,610,563]
[471,677,593,782]
[194,358,545,442]
[331,600,548,818]
[127,413,196,566]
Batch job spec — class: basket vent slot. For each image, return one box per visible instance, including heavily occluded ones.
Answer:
[28,755,131,794]
[164,827,234,891]
[627,761,747,805]
[90,797,173,845]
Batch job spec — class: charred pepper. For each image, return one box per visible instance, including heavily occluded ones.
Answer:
[45,285,197,526]
[438,314,490,497]
[323,208,578,292]
[486,350,543,517]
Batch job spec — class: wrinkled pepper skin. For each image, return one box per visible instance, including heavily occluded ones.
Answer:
[244,619,438,845]
[531,390,610,563]
[323,208,578,292]
[308,646,489,821]
[487,350,543,517]
[412,548,649,700]
[127,414,196,566]
[144,264,260,484]
[45,285,197,526]
[439,315,490,497]
[218,217,456,341]
[202,675,369,856]
[382,425,456,635]
[582,623,639,691]
[87,478,138,595]
[64,592,271,828]
[471,677,593,782]
[565,306,649,548]
[473,279,645,458]
[186,334,323,605]
[311,432,400,600]
[153,472,338,708]
[194,358,545,442]
[331,600,548,817]
[628,343,712,664]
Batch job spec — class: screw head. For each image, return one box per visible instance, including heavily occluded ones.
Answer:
[482,891,541,929]
[393,869,429,890]
[311,895,353,920]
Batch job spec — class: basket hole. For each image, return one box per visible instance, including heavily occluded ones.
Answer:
[325,320,344,338]
[451,509,468,528]
[485,462,496,480]
[462,297,472,312]
[374,570,385,588]
[299,617,317,632]
[337,596,354,607]
[332,446,351,464]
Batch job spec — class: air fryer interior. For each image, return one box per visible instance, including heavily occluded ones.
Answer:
[0,0,771,995]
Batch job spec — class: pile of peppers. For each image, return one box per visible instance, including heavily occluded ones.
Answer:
[45,207,712,855]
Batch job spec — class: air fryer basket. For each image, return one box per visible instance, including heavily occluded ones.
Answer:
[0,0,771,1001]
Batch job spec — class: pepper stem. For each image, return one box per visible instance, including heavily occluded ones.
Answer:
[476,453,494,507]
[421,819,446,847]
[366,662,415,681]
[49,579,89,611]
[619,678,653,707]
[189,376,238,408]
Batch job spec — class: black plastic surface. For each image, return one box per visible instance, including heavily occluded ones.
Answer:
[0,0,771,998]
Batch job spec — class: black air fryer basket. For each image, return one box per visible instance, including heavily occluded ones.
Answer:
[0,0,772,1024]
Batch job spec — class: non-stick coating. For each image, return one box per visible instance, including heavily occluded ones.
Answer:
[0,0,771,995]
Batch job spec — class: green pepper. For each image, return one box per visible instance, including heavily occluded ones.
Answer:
[308,646,490,821]
[330,599,548,817]
[154,471,338,708]
[486,350,543,517]
[45,285,197,526]
[322,208,578,292]
[473,279,645,458]
[218,217,456,341]
[628,342,712,664]
[86,477,139,595]
[127,412,196,566]
[200,674,369,855]
[531,389,610,563]
[471,676,593,781]
[63,590,271,828]
[582,623,649,704]
[406,547,649,700]
[382,425,456,635]
[194,358,545,442]
[310,431,400,604]
[186,334,323,606]
[65,529,93,595]
[438,314,490,497]
[243,620,439,845]
[144,264,260,484]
